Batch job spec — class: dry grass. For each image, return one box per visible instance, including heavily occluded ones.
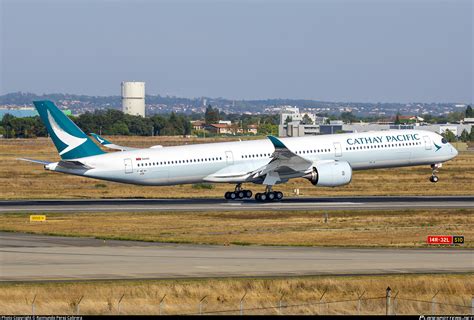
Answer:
[1,274,472,315]
[1,136,473,199]
[1,209,472,247]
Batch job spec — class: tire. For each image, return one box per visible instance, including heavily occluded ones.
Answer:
[260,193,267,201]
[276,191,283,200]
[230,192,237,200]
[225,192,231,199]
[237,191,245,199]
[245,190,253,198]
[267,192,275,201]
[255,193,261,201]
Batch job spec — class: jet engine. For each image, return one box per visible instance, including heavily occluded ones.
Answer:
[304,160,352,187]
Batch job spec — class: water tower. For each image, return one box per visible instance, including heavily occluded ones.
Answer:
[122,81,145,117]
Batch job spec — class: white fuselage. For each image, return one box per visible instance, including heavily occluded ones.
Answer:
[46,130,458,186]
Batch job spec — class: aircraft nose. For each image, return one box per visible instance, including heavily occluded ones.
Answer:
[451,145,458,157]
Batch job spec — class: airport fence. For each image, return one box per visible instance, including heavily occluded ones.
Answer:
[23,288,473,315]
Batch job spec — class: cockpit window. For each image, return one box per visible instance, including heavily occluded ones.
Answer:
[441,138,448,144]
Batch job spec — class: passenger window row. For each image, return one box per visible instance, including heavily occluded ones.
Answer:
[241,153,272,159]
[296,149,330,154]
[241,148,331,159]
[137,157,223,167]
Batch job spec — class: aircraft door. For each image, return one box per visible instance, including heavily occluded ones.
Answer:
[423,136,432,150]
[333,142,342,157]
[225,151,234,165]
[124,158,133,174]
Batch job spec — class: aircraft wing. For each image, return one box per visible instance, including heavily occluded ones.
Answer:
[204,136,313,184]
[248,136,313,184]
[90,133,138,151]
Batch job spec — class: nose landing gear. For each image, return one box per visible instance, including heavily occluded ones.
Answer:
[429,163,442,183]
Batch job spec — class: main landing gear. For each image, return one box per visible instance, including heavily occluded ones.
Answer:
[255,185,283,202]
[224,183,253,200]
[429,163,441,183]
[224,184,284,201]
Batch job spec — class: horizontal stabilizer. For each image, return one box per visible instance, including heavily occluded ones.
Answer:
[17,158,52,165]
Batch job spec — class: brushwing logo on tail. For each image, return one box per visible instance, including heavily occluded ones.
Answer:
[97,136,105,144]
[47,110,86,155]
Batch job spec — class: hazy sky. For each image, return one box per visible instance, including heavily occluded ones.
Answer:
[1,0,472,103]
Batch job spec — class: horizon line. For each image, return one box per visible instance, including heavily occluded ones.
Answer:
[0,91,471,106]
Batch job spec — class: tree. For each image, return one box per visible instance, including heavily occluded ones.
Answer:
[284,116,293,125]
[459,129,470,142]
[110,121,129,135]
[301,114,313,125]
[470,126,474,142]
[204,105,220,124]
[394,112,401,125]
[257,123,277,136]
[340,112,357,124]
[466,105,473,118]
[442,129,457,142]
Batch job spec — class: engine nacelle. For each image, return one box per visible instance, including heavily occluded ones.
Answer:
[305,160,352,187]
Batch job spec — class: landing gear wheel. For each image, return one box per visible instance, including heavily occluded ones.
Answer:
[229,192,237,200]
[237,191,245,199]
[224,192,231,200]
[275,191,283,200]
[429,164,441,184]
[245,190,253,198]
[255,193,262,201]
[267,192,275,201]
[260,193,267,201]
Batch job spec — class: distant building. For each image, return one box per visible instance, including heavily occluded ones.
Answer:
[320,124,343,135]
[278,106,328,137]
[122,81,145,117]
[190,120,205,131]
[439,125,458,136]
[279,106,324,125]
[246,124,258,135]
[206,123,236,135]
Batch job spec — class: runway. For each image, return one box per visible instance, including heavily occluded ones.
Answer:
[1,232,472,282]
[1,196,474,213]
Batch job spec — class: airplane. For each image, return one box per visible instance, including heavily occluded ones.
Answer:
[20,100,458,201]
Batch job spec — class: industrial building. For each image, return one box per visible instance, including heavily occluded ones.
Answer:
[122,81,145,117]
[278,107,473,137]
[278,106,328,137]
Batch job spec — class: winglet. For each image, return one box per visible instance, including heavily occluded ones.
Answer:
[267,135,287,149]
[90,133,112,146]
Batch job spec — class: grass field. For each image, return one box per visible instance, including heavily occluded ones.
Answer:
[1,209,472,247]
[1,136,473,199]
[1,274,472,315]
